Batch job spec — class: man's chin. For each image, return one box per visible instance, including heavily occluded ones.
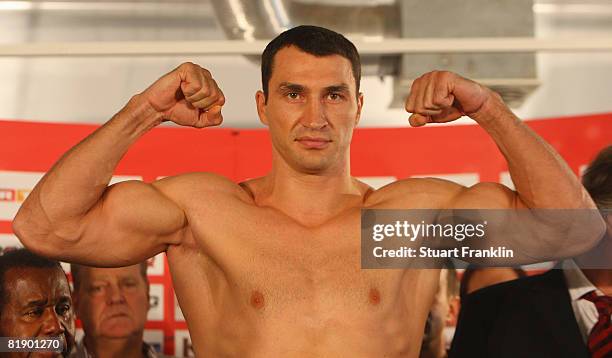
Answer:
[101,330,140,340]
[100,319,137,338]
[99,329,135,339]
[293,157,333,174]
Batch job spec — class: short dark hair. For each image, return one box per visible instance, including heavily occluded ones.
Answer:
[582,145,612,210]
[0,248,64,314]
[70,261,149,292]
[261,25,361,102]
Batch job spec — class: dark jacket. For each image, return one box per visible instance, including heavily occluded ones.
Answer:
[449,269,590,358]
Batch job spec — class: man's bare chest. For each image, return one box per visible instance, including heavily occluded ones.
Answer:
[172,202,411,309]
[189,203,363,272]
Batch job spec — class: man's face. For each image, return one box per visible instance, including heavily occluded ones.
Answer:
[74,265,149,339]
[256,45,363,174]
[0,267,75,358]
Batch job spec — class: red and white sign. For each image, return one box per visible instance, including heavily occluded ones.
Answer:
[0,113,610,355]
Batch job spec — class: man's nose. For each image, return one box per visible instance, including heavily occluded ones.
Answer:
[106,284,127,304]
[301,99,328,129]
[41,309,65,335]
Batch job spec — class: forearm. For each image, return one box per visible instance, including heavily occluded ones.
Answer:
[407,71,604,261]
[13,95,162,241]
[472,93,594,210]
[467,93,605,260]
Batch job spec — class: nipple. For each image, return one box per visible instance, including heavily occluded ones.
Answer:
[250,290,265,310]
[369,288,381,305]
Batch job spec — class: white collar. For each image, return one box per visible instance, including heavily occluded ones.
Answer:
[562,259,605,301]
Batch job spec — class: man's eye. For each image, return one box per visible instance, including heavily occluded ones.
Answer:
[26,308,43,317]
[56,304,71,315]
[328,93,342,101]
[89,285,104,294]
[287,92,300,100]
[123,280,137,288]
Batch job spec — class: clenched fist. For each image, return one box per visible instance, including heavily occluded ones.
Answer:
[405,71,495,127]
[141,62,225,128]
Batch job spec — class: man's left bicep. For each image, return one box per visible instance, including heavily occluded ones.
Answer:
[450,182,520,210]
[436,182,549,265]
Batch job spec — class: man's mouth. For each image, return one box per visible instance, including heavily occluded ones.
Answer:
[105,311,130,320]
[295,136,332,149]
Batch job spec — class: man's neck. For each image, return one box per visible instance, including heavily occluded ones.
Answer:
[84,334,144,358]
[257,158,366,225]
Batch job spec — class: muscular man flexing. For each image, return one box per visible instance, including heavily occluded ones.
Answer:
[13,26,604,357]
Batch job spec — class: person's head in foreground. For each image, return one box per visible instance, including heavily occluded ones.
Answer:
[0,248,75,358]
[256,25,364,175]
[70,262,153,358]
[575,145,612,273]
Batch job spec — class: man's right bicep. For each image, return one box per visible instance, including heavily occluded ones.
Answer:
[72,180,187,266]
[99,180,186,240]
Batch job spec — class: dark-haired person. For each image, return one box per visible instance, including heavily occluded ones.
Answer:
[450,145,612,358]
[13,25,604,357]
[69,262,172,358]
[0,248,75,357]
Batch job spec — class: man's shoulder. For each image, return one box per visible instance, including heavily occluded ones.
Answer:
[154,171,236,187]
[152,172,253,202]
[365,177,465,208]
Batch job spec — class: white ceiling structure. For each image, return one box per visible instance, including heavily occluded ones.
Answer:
[0,0,611,128]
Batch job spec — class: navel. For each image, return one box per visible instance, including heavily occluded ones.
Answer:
[250,290,265,310]
[368,288,381,305]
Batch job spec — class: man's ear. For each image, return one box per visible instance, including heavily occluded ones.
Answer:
[355,92,364,126]
[256,90,269,126]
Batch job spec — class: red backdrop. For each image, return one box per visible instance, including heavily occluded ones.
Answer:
[0,113,610,355]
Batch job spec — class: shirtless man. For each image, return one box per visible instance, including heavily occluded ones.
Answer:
[12,25,604,357]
